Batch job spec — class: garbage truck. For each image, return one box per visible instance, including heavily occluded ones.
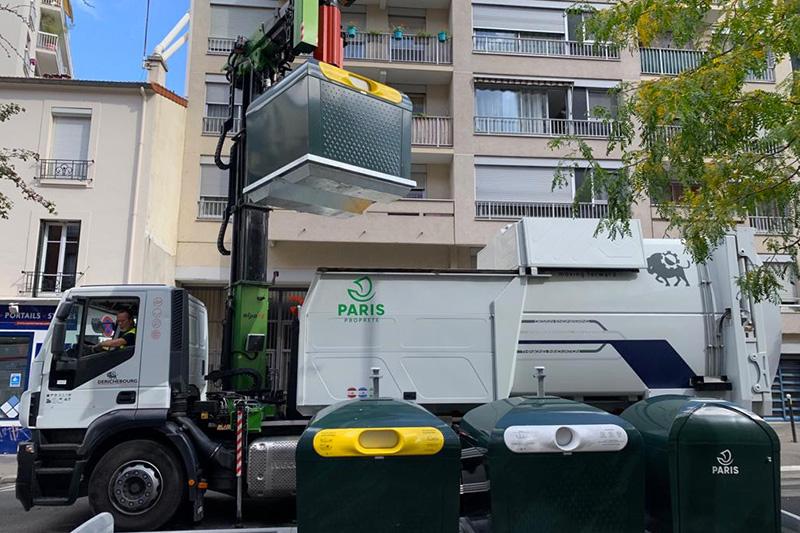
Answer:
[14,0,783,530]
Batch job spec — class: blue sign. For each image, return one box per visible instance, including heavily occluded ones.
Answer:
[0,305,56,331]
[357,387,368,398]
[9,373,21,388]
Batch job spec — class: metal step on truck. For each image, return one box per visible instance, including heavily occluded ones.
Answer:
[14,217,783,532]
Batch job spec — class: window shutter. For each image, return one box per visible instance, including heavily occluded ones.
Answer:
[475,165,571,203]
[472,5,565,35]
[51,115,90,161]
[209,4,279,38]
[206,82,230,104]
[200,164,229,197]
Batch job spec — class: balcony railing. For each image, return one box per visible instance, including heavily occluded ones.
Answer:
[640,47,775,82]
[648,125,783,154]
[203,116,242,136]
[474,116,618,138]
[39,159,91,180]
[476,200,609,220]
[198,196,228,220]
[41,0,63,7]
[344,33,452,65]
[37,31,58,51]
[21,270,82,295]
[473,35,619,60]
[208,37,235,55]
[749,216,790,234]
[412,116,452,147]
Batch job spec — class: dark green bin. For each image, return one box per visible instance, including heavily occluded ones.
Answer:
[296,398,461,532]
[621,395,780,532]
[460,397,644,533]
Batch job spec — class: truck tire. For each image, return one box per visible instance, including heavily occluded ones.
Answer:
[88,440,186,531]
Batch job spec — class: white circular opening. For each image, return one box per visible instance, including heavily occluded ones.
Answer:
[555,426,575,448]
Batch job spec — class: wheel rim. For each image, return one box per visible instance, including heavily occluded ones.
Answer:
[107,460,163,516]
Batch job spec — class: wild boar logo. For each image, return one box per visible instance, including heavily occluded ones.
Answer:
[647,251,690,287]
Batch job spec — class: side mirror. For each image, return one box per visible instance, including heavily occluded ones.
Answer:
[51,320,66,356]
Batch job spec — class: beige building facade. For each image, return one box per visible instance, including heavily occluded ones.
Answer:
[176,0,797,414]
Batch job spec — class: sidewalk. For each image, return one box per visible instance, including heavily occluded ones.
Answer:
[0,455,16,485]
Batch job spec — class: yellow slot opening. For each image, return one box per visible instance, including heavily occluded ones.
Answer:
[358,429,400,449]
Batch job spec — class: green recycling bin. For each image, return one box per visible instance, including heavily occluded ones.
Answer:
[244,59,414,217]
[296,398,461,532]
[460,396,644,533]
[621,395,780,532]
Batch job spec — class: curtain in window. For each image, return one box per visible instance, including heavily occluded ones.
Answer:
[475,88,546,133]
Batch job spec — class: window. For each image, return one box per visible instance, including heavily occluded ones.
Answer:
[408,93,426,115]
[407,164,427,199]
[209,4,278,39]
[0,336,31,420]
[475,165,572,203]
[49,298,140,390]
[566,12,595,42]
[388,7,426,33]
[205,81,242,135]
[199,158,229,219]
[574,168,610,203]
[475,86,549,134]
[764,261,798,304]
[35,221,80,295]
[46,112,91,179]
[472,5,564,36]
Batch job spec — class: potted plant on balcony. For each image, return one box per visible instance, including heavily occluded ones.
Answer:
[392,25,405,40]
[438,29,449,42]
[346,23,358,38]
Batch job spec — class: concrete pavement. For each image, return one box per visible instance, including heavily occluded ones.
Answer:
[0,454,15,485]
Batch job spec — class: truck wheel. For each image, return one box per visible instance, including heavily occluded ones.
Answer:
[88,440,185,531]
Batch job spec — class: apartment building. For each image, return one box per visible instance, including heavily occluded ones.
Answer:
[178,0,797,414]
[0,0,74,78]
[0,77,186,451]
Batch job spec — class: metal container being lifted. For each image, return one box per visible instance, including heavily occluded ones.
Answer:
[296,398,461,533]
[244,59,414,217]
[459,396,645,533]
[621,395,780,533]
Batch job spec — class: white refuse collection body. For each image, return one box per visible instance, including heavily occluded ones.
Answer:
[296,219,781,417]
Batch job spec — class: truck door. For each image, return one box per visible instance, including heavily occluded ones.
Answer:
[38,295,144,429]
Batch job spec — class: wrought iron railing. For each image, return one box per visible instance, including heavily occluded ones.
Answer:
[640,47,775,82]
[198,197,228,220]
[208,37,235,55]
[475,200,609,220]
[344,33,452,64]
[412,116,453,147]
[473,35,619,60]
[21,271,82,295]
[39,159,91,180]
[748,216,790,234]
[474,116,618,138]
[37,31,58,51]
[202,116,242,136]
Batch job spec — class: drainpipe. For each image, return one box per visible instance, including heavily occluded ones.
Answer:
[123,87,148,283]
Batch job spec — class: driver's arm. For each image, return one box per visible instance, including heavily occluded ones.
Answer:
[97,337,128,349]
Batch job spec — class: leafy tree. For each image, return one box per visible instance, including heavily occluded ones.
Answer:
[552,0,800,301]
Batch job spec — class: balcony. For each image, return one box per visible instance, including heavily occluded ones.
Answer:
[198,196,228,220]
[474,116,618,139]
[749,216,790,235]
[412,116,452,147]
[473,35,619,60]
[640,47,776,82]
[476,200,609,220]
[208,37,235,55]
[21,270,82,296]
[40,0,63,8]
[344,33,452,65]
[202,116,242,136]
[36,31,64,76]
[38,159,91,181]
[37,31,58,51]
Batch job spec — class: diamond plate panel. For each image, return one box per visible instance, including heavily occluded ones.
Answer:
[320,82,404,176]
[247,436,299,498]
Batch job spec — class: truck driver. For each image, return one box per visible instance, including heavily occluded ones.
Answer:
[95,309,136,350]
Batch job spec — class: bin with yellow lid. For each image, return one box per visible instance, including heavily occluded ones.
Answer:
[296,398,460,532]
[244,59,414,218]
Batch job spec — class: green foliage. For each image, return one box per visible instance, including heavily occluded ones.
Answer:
[0,104,54,219]
[555,0,800,301]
